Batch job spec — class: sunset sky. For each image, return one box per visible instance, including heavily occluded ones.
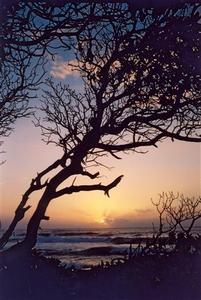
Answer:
[0,57,200,229]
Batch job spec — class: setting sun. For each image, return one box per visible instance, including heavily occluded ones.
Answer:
[98,218,106,225]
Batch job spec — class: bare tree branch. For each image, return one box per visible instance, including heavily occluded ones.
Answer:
[152,192,201,237]
[54,175,124,198]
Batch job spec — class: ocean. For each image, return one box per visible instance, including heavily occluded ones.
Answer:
[1,226,201,270]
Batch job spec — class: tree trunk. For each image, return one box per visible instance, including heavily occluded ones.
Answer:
[22,189,52,250]
[9,162,81,251]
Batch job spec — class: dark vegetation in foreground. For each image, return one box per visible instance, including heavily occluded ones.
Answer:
[0,231,201,300]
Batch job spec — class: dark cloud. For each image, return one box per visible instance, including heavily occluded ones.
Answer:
[104,209,156,228]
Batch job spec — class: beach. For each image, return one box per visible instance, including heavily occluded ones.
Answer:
[2,227,200,270]
[1,227,156,269]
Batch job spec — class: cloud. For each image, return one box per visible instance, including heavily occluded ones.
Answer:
[103,208,155,227]
[133,208,153,215]
[104,216,152,228]
[50,57,79,79]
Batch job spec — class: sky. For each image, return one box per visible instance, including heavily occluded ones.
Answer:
[0,56,200,230]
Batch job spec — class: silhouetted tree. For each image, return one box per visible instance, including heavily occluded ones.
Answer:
[0,1,200,250]
[0,2,125,157]
[151,192,201,245]
[2,1,159,159]
[0,1,132,247]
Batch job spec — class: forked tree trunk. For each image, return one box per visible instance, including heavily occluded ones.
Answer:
[21,163,79,250]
